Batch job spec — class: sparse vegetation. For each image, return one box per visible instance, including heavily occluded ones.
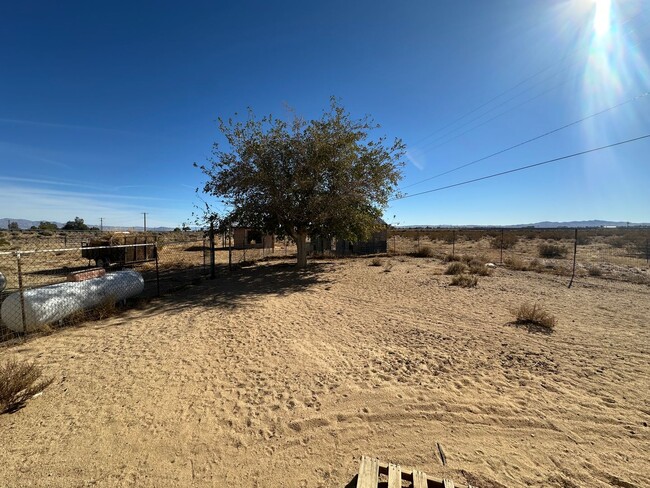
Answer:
[411,246,435,258]
[587,266,603,277]
[491,233,518,249]
[538,243,568,259]
[445,262,467,275]
[450,274,478,288]
[369,257,383,266]
[468,260,492,276]
[513,302,556,331]
[443,253,461,262]
[0,358,53,414]
[504,255,528,271]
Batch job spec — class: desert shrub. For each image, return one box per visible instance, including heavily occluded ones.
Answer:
[411,246,435,258]
[445,262,467,275]
[0,359,53,413]
[469,261,492,276]
[443,253,461,262]
[504,255,528,271]
[528,259,542,272]
[513,303,556,331]
[607,236,627,249]
[538,243,568,259]
[490,233,518,249]
[587,266,603,277]
[369,257,383,266]
[450,274,478,288]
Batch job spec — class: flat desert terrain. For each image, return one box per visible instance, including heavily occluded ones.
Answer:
[1,257,648,487]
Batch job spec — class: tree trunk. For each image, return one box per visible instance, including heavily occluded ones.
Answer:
[296,232,308,268]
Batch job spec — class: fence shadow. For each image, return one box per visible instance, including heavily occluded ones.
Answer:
[119,261,333,321]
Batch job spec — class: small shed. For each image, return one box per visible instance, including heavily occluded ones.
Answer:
[232,228,274,249]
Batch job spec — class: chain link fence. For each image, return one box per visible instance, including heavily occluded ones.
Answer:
[0,230,290,344]
[389,227,650,284]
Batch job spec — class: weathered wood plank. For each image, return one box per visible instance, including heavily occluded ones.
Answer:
[357,456,379,488]
[387,463,402,488]
[443,479,455,488]
[412,469,428,488]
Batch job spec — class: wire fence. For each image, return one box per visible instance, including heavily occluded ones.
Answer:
[0,230,293,344]
[0,227,647,344]
[388,227,650,284]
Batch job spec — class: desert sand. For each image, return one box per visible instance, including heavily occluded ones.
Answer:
[0,257,648,487]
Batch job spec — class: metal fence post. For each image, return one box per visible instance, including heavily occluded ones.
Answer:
[646,238,649,265]
[16,252,27,333]
[154,243,160,297]
[228,227,233,273]
[452,229,456,257]
[568,228,578,288]
[209,221,216,279]
[500,228,504,264]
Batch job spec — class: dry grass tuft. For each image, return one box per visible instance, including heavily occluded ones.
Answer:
[445,262,467,275]
[450,274,478,288]
[469,261,493,276]
[513,302,556,331]
[369,257,383,266]
[538,243,568,259]
[0,358,53,414]
[411,246,435,258]
[504,255,528,271]
[587,266,603,277]
[443,253,461,262]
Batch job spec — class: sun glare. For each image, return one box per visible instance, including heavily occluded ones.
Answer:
[593,0,612,37]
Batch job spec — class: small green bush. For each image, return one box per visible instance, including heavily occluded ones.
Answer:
[450,274,478,288]
[538,243,568,259]
[445,262,467,275]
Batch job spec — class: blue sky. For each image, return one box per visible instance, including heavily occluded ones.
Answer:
[1,0,649,228]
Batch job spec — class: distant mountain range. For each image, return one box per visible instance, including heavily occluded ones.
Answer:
[3,217,648,232]
[400,220,649,229]
[1,218,173,232]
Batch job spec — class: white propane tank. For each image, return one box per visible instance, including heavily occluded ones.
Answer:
[0,270,144,333]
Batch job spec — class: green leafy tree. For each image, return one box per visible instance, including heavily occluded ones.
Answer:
[38,221,58,231]
[196,99,405,267]
[63,217,89,231]
[7,222,19,231]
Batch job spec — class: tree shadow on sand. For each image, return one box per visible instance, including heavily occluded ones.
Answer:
[120,261,334,320]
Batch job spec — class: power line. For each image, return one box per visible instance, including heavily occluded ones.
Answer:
[401,91,650,190]
[392,133,650,202]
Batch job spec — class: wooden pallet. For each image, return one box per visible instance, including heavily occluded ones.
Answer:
[356,456,459,488]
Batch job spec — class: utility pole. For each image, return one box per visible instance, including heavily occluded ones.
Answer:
[100,217,104,232]
[142,212,147,233]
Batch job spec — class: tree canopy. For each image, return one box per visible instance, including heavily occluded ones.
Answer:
[63,217,89,231]
[196,99,405,266]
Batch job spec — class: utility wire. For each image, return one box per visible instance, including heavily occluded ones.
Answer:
[401,91,650,190]
[392,133,650,201]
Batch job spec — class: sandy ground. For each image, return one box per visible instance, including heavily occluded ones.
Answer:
[0,257,648,487]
